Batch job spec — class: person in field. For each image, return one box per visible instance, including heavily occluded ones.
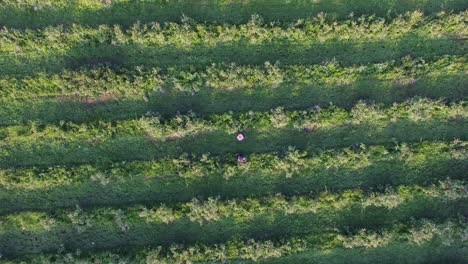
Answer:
[236,134,246,163]
[236,154,246,163]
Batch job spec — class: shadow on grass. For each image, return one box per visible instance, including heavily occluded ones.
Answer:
[0,0,466,29]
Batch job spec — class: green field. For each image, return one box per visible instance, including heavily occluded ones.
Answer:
[0,0,467,263]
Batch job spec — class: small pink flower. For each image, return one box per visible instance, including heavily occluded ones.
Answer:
[237,134,244,141]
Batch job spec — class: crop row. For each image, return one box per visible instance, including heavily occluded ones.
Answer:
[0,13,466,77]
[264,244,467,264]
[1,11,466,53]
[0,181,466,258]
[1,180,465,231]
[0,99,466,168]
[1,99,465,143]
[1,219,465,263]
[1,55,465,126]
[2,38,464,78]
[0,55,465,99]
[1,38,465,78]
[0,140,466,215]
[1,73,465,126]
[0,0,466,29]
